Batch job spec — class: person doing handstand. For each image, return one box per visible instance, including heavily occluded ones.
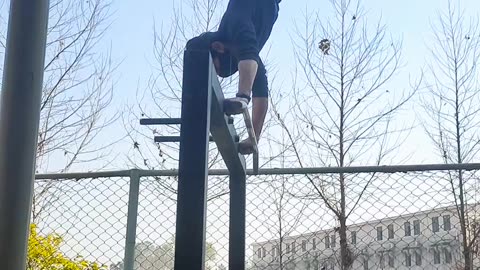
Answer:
[186,0,281,154]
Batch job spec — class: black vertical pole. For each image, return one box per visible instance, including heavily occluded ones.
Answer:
[0,0,50,269]
[229,171,247,270]
[174,49,212,270]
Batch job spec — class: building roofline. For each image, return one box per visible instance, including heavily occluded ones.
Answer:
[251,203,479,246]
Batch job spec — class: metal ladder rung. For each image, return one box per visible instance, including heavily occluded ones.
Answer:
[140,118,181,126]
[154,136,214,143]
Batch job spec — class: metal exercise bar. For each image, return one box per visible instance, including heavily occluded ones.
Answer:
[209,64,246,175]
[241,108,258,175]
[205,52,247,270]
[140,118,182,125]
[154,136,215,143]
[229,171,247,270]
[173,49,212,270]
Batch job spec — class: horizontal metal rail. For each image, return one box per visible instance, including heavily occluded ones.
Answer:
[35,163,480,180]
[140,118,182,125]
[154,136,215,143]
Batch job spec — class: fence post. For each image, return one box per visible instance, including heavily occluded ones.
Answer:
[123,169,141,270]
[0,0,50,269]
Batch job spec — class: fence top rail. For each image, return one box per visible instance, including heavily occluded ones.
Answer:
[34,163,480,180]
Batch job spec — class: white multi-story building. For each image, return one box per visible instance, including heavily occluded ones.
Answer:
[251,205,480,270]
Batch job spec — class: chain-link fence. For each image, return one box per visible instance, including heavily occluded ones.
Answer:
[32,173,132,269]
[32,165,480,270]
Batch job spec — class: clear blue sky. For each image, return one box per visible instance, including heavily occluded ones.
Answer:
[104,0,479,97]
[95,0,480,169]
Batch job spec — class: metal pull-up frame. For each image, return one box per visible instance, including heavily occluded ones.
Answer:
[173,49,249,270]
[139,42,262,270]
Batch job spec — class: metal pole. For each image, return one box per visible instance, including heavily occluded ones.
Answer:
[123,169,141,270]
[174,49,212,270]
[229,171,246,270]
[0,0,50,269]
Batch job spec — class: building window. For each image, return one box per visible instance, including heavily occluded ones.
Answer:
[312,238,317,250]
[257,248,262,259]
[388,253,394,267]
[432,216,440,232]
[323,262,334,270]
[433,249,440,264]
[313,258,319,270]
[413,220,421,235]
[388,224,394,239]
[444,248,452,264]
[351,231,357,245]
[377,226,383,241]
[325,235,330,248]
[405,253,411,267]
[291,241,296,253]
[404,221,411,236]
[331,234,336,248]
[363,257,368,270]
[380,254,385,268]
[302,240,307,252]
[444,215,451,231]
[415,250,422,266]
[286,243,291,254]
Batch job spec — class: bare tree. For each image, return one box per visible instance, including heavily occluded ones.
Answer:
[39,0,115,172]
[421,2,480,269]
[258,174,309,270]
[15,0,117,222]
[127,0,224,167]
[124,0,258,203]
[282,0,416,268]
[127,0,285,174]
[125,0,230,169]
[110,239,217,270]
